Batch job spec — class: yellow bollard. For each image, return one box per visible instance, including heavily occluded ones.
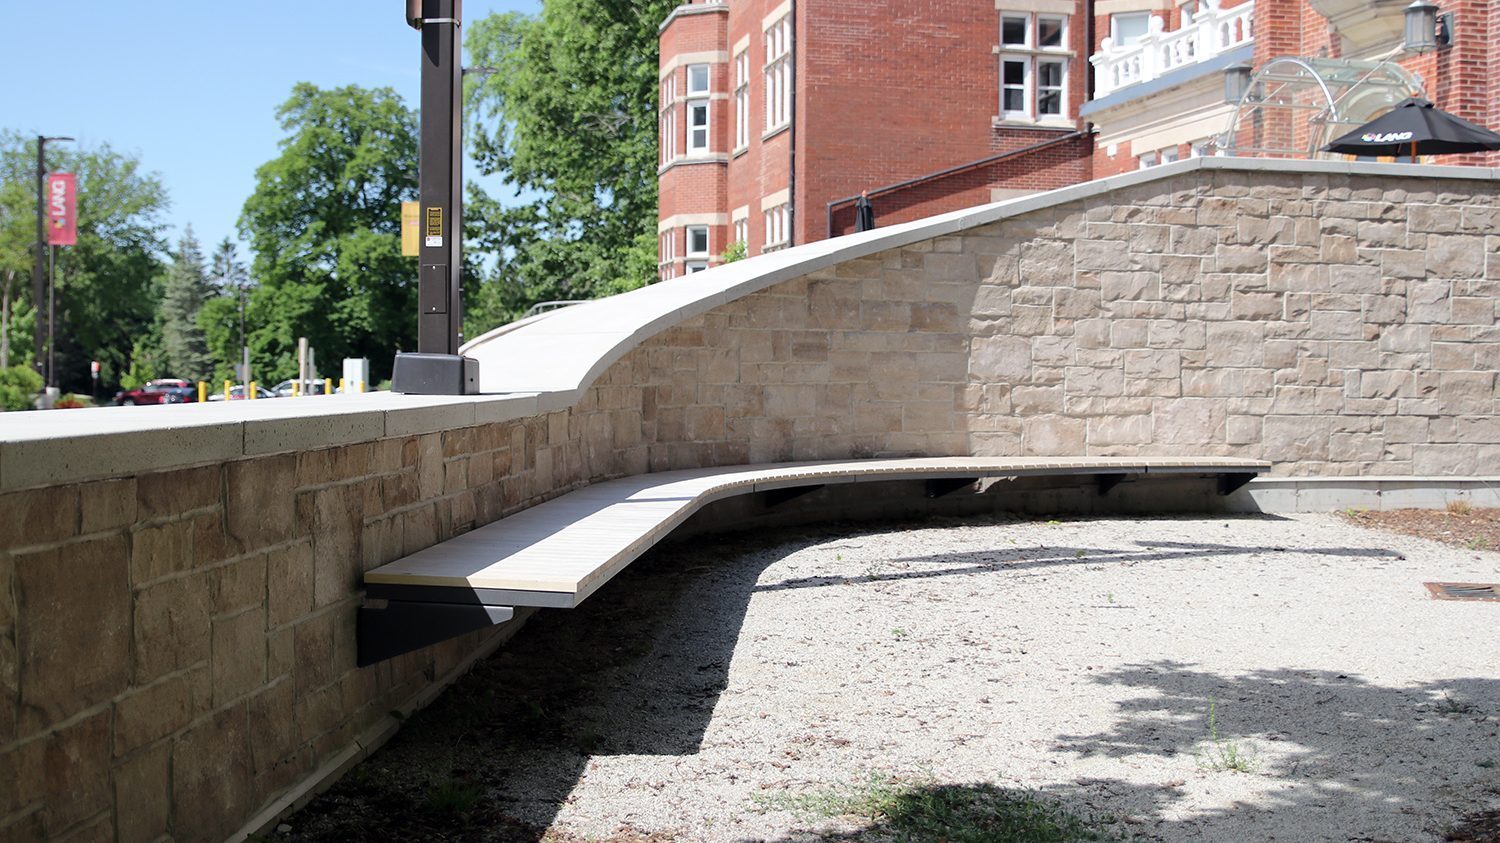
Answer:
[197,382,206,403]
[248,381,257,400]
[224,380,232,401]
[324,378,332,396]
[292,380,299,397]
[359,380,366,394]
[339,378,346,395]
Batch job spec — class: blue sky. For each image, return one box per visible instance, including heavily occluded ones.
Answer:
[0,0,540,253]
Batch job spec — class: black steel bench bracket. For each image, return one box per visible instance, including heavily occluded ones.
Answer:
[1218,472,1257,495]
[1096,473,1129,495]
[764,484,825,507]
[925,477,978,498]
[358,600,515,667]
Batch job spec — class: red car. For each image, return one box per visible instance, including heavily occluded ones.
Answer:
[115,379,197,405]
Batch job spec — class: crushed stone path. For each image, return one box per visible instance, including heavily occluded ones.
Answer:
[288,513,1500,842]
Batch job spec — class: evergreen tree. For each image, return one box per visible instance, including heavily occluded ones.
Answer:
[199,238,250,382]
[160,226,214,380]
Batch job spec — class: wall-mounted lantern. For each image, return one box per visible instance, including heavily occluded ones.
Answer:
[1223,63,1253,104]
[1404,1,1441,53]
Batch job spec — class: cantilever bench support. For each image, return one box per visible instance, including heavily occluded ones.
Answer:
[764,484,824,507]
[1218,472,1256,495]
[357,600,514,667]
[925,477,978,498]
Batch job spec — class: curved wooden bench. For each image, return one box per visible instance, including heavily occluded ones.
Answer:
[358,456,1268,664]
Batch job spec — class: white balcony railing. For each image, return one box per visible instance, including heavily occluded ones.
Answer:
[1091,0,1254,97]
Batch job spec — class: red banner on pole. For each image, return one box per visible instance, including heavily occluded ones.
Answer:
[46,172,76,246]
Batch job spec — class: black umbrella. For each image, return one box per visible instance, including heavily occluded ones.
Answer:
[1323,97,1500,159]
[854,192,876,232]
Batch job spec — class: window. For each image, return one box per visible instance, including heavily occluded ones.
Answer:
[687,63,710,96]
[1037,15,1065,48]
[1160,146,1180,164]
[734,50,750,150]
[1138,150,1158,169]
[1001,59,1029,117]
[733,216,749,250]
[658,231,677,280]
[1112,12,1151,46]
[1001,14,1028,47]
[764,15,792,131]
[997,11,1070,122]
[1036,60,1065,116]
[686,225,710,257]
[686,261,709,274]
[763,204,789,250]
[688,100,709,152]
[659,74,677,163]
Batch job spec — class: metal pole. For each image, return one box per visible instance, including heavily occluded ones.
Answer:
[391,0,478,394]
[417,0,464,354]
[239,283,248,382]
[47,245,55,389]
[33,136,45,380]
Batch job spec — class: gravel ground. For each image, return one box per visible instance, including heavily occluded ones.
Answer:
[288,512,1500,842]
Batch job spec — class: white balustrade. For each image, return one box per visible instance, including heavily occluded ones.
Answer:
[1092,0,1255,97]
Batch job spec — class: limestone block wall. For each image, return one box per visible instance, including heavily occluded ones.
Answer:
[594,168,1500,476]
[0,162,1496,841]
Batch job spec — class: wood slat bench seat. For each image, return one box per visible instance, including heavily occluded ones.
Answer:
[357,456,1268,664]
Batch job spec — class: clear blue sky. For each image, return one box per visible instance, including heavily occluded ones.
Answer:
[0,0,540,253]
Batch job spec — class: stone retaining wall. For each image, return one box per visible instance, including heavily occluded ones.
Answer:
[0,164,1495,840]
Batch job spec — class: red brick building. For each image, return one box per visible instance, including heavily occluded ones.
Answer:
[657,0,1500,276]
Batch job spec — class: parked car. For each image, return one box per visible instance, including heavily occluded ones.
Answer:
[115,379,196,405]
[270,379,330,397]
[206,385,276,402]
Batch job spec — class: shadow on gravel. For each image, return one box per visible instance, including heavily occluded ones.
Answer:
[283,514,1473,842]
[1049,663,1500,840]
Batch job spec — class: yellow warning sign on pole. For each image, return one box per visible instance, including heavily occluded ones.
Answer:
[401,201,420,256]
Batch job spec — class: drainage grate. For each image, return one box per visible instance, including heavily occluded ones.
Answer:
[1424,582,1500,602]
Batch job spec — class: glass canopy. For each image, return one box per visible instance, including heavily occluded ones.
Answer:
[1219,55,1424,158]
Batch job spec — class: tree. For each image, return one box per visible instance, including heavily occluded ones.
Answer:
[239,84,418,383]
[199,238,250,383]
[0,132,169,393]
[159,226,214,380]
[464,0,676,329]
[0,179,33,370]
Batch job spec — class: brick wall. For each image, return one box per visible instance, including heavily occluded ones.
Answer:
[2,165,1496,840]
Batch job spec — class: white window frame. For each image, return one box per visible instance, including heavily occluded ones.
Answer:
[659,74,678,163]
[763,204,790,250]
[1160,145,1181,164]
[686,261,709,274]
[686,63,710,96]
[733,50,750,151]
[1035,58,1066,118]
[1000,13,1030,48]
[686,225,710,257]
[999,56,1032,120]
[1138,150,1158,169]
[733,217,749,247]
[997,12,1070,123]
[1036,14,1067,49]
[688,99,710,153]
[764,15,792,132]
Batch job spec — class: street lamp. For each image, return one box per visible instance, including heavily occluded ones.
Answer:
[33,135,72,394]
[391,0,480,395]
[1404,1,1440,53]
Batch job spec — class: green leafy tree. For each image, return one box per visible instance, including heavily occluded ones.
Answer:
[0,132,169,393]
[0,365,40,411]
[239,84,418,382]
[464,0,675,329]
[159,226,214,380]
[0,180,35,370]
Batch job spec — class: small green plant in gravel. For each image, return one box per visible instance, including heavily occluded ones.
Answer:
[1435,693,1480,715]
[1196,699,1258,773]
[751,771,1120,841]
[423,775,484,816]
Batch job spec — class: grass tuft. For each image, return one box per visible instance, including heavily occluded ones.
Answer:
[423,776,484,816]
[1447,499,1474,516]
[1196,699,1259,773]
[751,771,1119,842]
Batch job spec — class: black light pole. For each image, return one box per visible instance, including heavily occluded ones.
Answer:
[392,0,479,394]
[33,135,72,388]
